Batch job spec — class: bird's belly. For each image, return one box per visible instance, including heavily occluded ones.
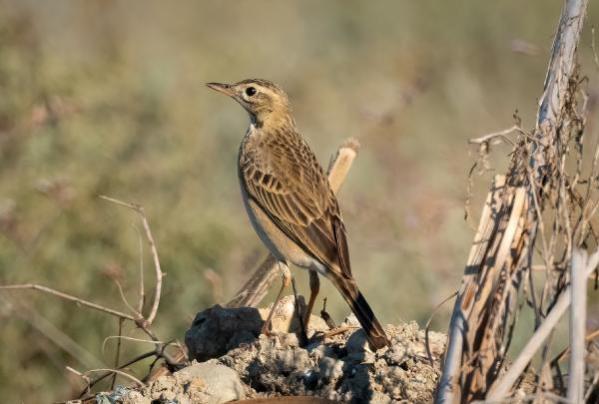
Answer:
[241,188,327,275]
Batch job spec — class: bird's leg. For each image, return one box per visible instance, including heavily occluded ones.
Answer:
[303,270,321,329]
[260,262,291,336]
[290,276,308,345]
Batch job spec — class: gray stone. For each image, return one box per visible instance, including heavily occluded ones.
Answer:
[175,360,245,404]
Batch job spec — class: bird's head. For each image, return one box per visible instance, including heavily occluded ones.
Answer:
[206,79,294,128]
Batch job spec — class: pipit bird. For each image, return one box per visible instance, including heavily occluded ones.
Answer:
[207,79,389,350]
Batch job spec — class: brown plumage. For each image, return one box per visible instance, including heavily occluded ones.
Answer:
[207,79,389,350]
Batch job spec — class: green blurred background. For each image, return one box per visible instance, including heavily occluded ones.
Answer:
[1,0,599,401]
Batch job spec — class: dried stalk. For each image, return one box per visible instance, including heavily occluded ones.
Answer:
[437,175,509,402]
[111,318,124,390]
[487,248,599,400]
[567,247,588,402]
[437,0,590,401]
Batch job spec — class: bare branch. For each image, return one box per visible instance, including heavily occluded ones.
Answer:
[0,284,137,321]
[111,318,124,390]
[102,335,166,358]
[468,125,518,146]
[99,195,163,326]
[113,279,141,318]
[66,366,91,395]
[70,366,145,388]
[78,350,158,397]
[134,223,145,315]
[425,291,457,366]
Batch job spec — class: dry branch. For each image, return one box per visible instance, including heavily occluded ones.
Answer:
[437,0,591,402]
[0,284,138,321]
[99,195,163,326]
[0,197,179,397]
[68,366,145,388]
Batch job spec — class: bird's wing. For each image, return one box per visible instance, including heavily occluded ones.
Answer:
[240,134,352,276]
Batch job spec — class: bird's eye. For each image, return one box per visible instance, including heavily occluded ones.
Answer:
[245,87,257,97]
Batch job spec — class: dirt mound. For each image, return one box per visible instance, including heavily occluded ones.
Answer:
[89,296,446,404]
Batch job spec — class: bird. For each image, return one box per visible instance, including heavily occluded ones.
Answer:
[207,79,389,350]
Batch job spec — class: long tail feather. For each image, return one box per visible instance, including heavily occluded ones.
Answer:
[333,275,389,349]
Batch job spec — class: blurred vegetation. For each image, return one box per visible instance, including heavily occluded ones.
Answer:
[1,0,599,401]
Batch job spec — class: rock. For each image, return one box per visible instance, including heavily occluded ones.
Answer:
[175,360,245,404]
[185,304,263,362]
[116,360,245,404]
[345,328,370,354]
[185,297,332,363]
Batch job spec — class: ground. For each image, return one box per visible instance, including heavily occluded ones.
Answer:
[84,296,446,404]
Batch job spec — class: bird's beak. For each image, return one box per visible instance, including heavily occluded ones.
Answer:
[206,82,235,97]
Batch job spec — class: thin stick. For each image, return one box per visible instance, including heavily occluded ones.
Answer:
[102,335,165,356]
[80,367,145,387]
[78,350,157,397]
[468,125,518,146]
[0,284,137,321]
[113,279,141,318]
[487,247,599,400]
[135,224,145,315]
[568,248,587,402]
[111,318,124,390]
[324,325,359,338]
[99,195,163,326]
[425,291,457,366]
[66,366,91,395]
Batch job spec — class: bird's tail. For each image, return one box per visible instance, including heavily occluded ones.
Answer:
[332,274,390,350]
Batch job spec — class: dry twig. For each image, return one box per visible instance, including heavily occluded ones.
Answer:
[0,284,137,321]
[99,195,163,326]
[69,366,145,388]
[0,196,179,397]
